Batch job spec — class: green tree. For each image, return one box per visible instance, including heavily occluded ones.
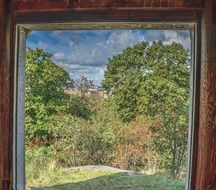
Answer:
[103,42,149,122]
[66,76,95,119]
[138,42,190,178]
[103,41,190,178]
[25,48,73,143]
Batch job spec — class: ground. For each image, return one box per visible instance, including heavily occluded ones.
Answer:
[28,166,185,190]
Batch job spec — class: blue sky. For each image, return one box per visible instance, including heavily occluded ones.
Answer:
[27,30,190,86]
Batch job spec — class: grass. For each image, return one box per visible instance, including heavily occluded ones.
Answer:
[27,167,185,190]
[26,148,185,190]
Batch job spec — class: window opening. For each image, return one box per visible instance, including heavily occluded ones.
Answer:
[14,22,196,190]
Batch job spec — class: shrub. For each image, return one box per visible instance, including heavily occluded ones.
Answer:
[26,146,56,182]
[111,116,159,171]
[66,95,93,120]
[45,100,160,172]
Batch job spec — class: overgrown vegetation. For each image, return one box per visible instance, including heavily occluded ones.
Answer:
[26,41,190,189]
[26,166,184,190]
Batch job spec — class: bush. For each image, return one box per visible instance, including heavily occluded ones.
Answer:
[26,146,57,182]
[49,113,118,167]
[49,115,87,166]
[111,116,159,171]
[66,95,93,120]
[42,100,160,172]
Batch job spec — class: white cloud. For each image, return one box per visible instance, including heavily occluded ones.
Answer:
[143,30,190,49]
[53,52,66,61]
[162,30,190,49]
[28,30,191,86]
[106,30,146,53]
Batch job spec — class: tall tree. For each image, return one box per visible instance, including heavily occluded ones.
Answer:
[103,42,149,122]
[25,48,73,142]
[103,41,190,178]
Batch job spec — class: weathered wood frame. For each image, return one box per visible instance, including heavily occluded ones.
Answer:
[2,1,216,190]
[14,14,201,190]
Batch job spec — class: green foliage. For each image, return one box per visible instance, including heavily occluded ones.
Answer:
[66,95,93,120]
[103,42,149,122]
[26,41,190,184]
[25,48,73,143]
[26,146,57,184]
[103,41,190,178]
[46,100,158,172]
[26,166,185,190]
[48,102,120,167]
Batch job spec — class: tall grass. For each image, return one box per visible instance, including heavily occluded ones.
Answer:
[26,147,185,190]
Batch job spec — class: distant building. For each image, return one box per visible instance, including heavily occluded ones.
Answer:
[64,87,82,96]
[64,86,107,99]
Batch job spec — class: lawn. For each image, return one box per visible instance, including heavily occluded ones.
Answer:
[28,168,185,190]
